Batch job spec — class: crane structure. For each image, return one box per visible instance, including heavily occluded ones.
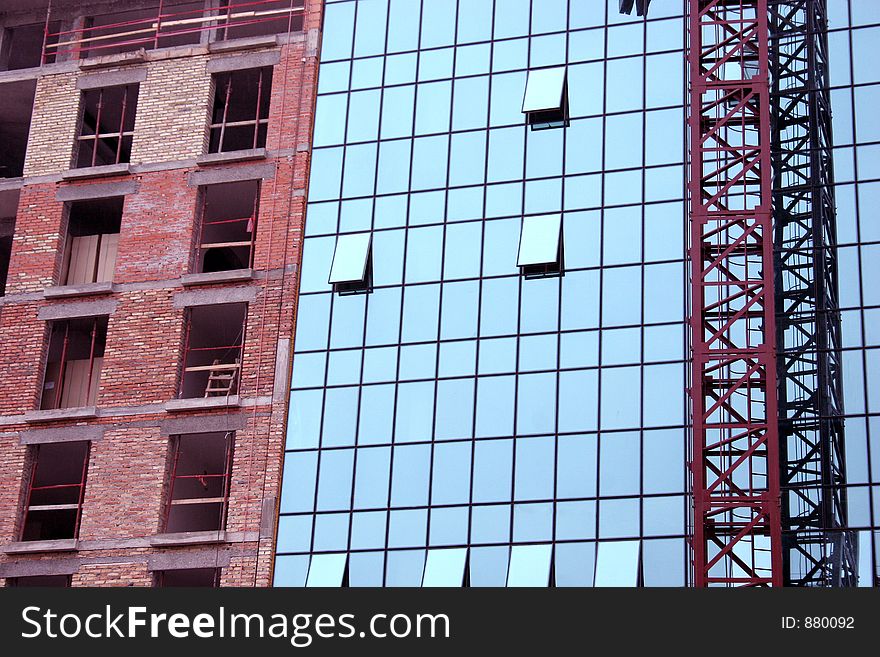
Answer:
[688,0,783,587]
[682,0,850,586]
[768,0,855,587]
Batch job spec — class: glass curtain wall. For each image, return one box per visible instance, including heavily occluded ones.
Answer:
[275,0,692,587]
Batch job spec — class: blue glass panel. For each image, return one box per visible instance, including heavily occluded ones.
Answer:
[514,435,555,501]
[388,510,428,548]
[380,86,415,140]
[471,504,511,544]
[322,386,359,447]
[274,555,310,587]
[516,373,557,435]
[385,52,417,86]
[475,375,516,437]
[512,502,553,542]
[556,500,597,541]
[478,337,517,375]
[279,452,318,513]
[353,0,388,58]
[441,281,479,339]
[429,372,474,439]
[357,383,395,445]
[598,498,640,539]
[431,441,472,505]
[600,432,640,496]
[439,340,476,377]
[349,551,385,587]
[351,510,387,549]
[469,545,510,586]
[313,512,349,551]
[558,369,599,433]
[405,226,443,283]
[557,434,598,499]
[395,380,435,442]
[419,0,456,49]
[276,515,312,553]
[387,0,420,53]
[411,135,449,190]
[385,549,426,585]
[399,343,437,380]
[321,2,355,60]
[554,542,596,587]
[415,82,452,135]
[449,131,487,186]
[287,389,323,449]
[473,439,513,502]
[391,444,431,506]
[457,0,492,44]
[401,284,440,342]
[494,0,530,40]
[354,446,391,509]
[316,448,354,512]
[429,506,470,546]
[479,277,519,336]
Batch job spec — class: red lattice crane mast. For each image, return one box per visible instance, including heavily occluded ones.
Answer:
[687,0,783,587]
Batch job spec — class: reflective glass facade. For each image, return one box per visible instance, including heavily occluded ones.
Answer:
[274,0,880,586]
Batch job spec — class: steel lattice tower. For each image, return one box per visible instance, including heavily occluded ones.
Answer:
[688,0,783,587]
[768,0,856,587]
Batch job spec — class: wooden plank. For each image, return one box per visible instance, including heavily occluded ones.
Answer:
[185,363,241,373]
[66,235,99,285]
[96,233,119,282]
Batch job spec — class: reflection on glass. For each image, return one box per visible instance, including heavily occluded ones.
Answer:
[507,544,553,586]
[306,553,347,587]
[422,548,468,587]
[594,540,641,587]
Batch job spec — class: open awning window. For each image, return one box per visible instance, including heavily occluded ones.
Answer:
[507,544,553,587]
[306,553,348,587]
[422,548,468,587]
[329,232,372,292]
[594,540,640,587]
[517,214,563,276]
[522,67,568,130]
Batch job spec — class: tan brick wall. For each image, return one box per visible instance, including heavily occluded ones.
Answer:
[73,561,152,587]
[22,73,79,177]
[130,55,213,164]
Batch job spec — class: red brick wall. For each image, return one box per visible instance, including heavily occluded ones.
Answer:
[0,0,322,587]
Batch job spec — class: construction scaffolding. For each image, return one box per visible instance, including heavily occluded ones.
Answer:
[688,0,783,586]
[41,0,305,63]
[768,0,856,587]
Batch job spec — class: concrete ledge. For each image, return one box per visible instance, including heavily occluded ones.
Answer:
[161,412,248,436]
[173,286,257,308]
[181,269,254,287]
[44,281,114,299]
[149,531,227,547]
[24,407,98,424]
[56,179,139,201]
[79,49,147,70]
[188,163,275,186]
[165,396,240,413]
[78,67,147,90]
[61,163,131,181]
[0,559,79,579]
[38,298,117,320]
[0,177,24,192]
[3,539,78,555]
[206,50,280,74]
[149,549,232,571]
[196,148,267,166]
[20,424,105,445]
[208,34,280,53]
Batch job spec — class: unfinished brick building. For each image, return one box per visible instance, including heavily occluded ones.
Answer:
[0,0,321,587]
